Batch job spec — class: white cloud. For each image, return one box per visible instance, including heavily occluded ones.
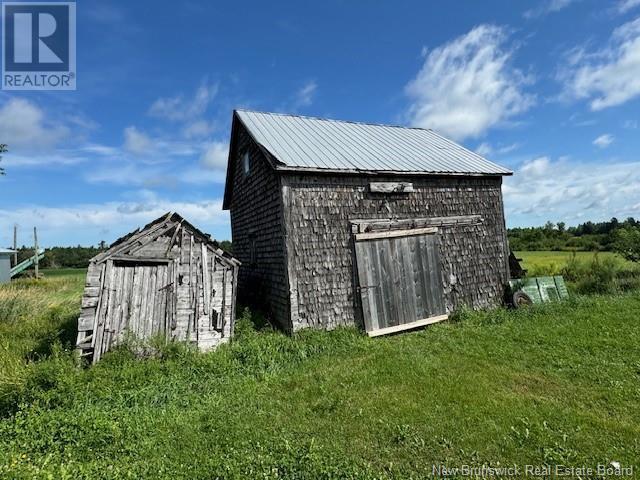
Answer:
[200,141,229,170]
[0,98,68,150]
[593,133,614,148]
[149,83,218,122]
[405,25,534,140]
[504,156,640,225]
[520,156,551,177]
[122,128,199,159]
[0,198,230,246]
[294,81,317,109]
[617,0,640,14]
[476,142,493,156]
[123,126,153,155]
[475,142,520,157]
[562,17,640,110]
[80,144,120,156]
[85,139,228,187]
[183,120,215,139]
[565,113,597,127]
[278,80,319,112]
[85,163,171,187]
[180,167,227,185]
[524,0,577,19]
[3,153,86,168]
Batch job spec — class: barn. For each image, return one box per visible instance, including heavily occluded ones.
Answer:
[223,110,513,336]
[76,212,240,363]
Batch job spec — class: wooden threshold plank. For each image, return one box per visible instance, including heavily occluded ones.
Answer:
[367,314,448,337]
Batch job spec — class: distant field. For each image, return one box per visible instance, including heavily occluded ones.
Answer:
[41,268,86,278]
[516,251,631,275]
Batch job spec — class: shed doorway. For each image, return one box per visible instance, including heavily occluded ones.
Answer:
[354,228,447,336]
[95,260,174,348]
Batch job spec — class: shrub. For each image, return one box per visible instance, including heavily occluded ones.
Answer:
[560,253,640,295]
[613,226,640,263]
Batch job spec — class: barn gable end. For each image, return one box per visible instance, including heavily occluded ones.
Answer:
[76,212,240,363]
[224,118,291,329]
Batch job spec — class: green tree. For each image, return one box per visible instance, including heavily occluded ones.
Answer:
[218,240,233,253]
[557,222,566,233]
[0,144,6,175]
[544,221,555,233]
[613,227,640,263]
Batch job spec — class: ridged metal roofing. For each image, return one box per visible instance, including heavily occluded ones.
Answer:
[236,110,512,176]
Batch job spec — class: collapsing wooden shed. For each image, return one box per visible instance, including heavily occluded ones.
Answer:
[76,212,240,363]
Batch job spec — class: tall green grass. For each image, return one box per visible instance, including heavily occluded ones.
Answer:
[0,274,84,414]
[517,250,640,295]
[560,253,640,294]
[1,272,639,478]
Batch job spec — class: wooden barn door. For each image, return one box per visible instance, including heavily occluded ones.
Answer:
[354,229,447,336]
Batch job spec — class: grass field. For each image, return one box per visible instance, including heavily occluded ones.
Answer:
[1,269,639,478]
[516,251,631,276]
[40,268,87,278]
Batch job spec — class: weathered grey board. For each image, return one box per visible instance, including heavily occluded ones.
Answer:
[101,262,170,350]
[77,212,240,363]
[355,232,446,334]
[369,182,415,193]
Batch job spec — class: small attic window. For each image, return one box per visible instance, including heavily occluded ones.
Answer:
[242,151,251,176]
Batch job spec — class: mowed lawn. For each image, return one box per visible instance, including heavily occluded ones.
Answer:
[0,271,639,478]
[516,250,632,275]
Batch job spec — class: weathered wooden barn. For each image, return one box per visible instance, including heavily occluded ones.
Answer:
[76,212,240,363]
[223,110,513,336]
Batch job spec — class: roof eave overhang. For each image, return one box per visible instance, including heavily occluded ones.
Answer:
[273,165,513,177]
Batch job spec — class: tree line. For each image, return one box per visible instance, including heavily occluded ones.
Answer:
[508,217,639,257]
[13,245,106,269]
[6,218,639,269]
[10,240,234,270]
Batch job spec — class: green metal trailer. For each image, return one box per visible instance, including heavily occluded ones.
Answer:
[508,276,570,307]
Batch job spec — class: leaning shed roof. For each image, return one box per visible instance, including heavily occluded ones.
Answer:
[233,109,513,176]
[91,212,239,266]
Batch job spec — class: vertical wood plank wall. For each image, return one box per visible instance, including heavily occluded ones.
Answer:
[355,233,446,332]
[77,217,239,362]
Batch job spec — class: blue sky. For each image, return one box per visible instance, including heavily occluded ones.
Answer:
[1,0,640,247]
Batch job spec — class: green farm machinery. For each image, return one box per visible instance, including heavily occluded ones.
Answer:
[507,252,570,308]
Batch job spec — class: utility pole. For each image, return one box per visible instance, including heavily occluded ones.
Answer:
[34,227,39,278]
[13,224,17,267]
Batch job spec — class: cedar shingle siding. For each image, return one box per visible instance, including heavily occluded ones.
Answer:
[282,174,509,330]
[224,111,512,333]
[227,125,290,327]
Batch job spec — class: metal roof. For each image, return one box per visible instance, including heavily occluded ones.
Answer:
[0,248,16,254]
[235,110,512,176]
